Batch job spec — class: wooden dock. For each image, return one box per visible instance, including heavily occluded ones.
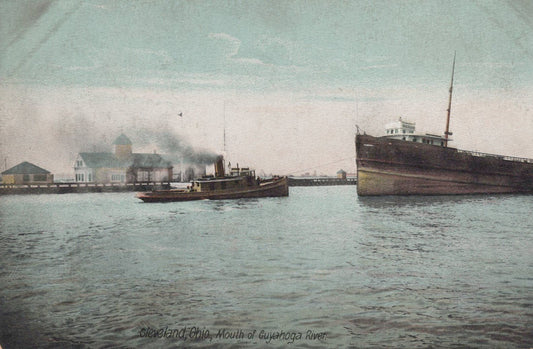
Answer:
[0,182,171,195]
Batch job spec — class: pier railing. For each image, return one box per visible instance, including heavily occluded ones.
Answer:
[0,181,171,195]
[288,177,356,186]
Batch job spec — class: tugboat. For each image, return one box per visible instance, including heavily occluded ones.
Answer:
[355,54,533,196]
[136,156,288,202]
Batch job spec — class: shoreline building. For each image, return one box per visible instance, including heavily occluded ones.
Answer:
[1,161,54,185]
[74,134,173,183]
[336,169,347,179]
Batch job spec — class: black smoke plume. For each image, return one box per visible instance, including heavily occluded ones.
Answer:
[134,130,220,164]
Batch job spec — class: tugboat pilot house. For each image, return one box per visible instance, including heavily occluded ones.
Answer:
[74,134,172,184]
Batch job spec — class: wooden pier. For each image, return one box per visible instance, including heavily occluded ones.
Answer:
[0,181,171,195]
[288,177,356,187]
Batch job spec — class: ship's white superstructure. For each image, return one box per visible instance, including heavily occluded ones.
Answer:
[384,117,449,146]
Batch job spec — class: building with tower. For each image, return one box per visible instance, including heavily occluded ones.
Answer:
[74,134,173,184]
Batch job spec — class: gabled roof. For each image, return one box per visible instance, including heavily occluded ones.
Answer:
[79,153,127,168]
[2,161,51,175]
[132,153,172,168]
[113,134,132,145]
[337,169,346,174]
[78,152,172,169]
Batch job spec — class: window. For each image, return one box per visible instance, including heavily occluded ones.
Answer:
[23,174,30,182]
[34,174,47,181]
[138,171,148,181]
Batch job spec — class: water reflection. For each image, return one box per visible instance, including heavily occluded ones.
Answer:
[356,194,503,209]
[207,198,261,212]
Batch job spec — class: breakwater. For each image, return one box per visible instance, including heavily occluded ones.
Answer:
[288,177,356,186]
[0,181,171,195]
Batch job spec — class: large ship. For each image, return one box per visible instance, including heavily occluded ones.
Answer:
[136,156,288,202]
[355,56,533,196]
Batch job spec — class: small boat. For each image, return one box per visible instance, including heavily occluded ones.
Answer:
[136,156,289,202]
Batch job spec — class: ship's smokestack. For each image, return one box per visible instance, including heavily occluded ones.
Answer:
[214,155,225,178]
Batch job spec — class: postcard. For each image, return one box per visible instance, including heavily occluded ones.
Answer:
[1,1,532,348]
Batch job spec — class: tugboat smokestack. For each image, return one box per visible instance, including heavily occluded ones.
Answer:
[215,155,225,178]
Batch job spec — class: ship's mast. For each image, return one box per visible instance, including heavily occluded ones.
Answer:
[444,52,456,147]
[223,100,226,153]
[220,100,228,176]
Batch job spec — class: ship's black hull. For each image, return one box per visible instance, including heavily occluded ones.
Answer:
[355,134,533,196]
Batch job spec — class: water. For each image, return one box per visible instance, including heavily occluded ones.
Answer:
[0,187,532,348]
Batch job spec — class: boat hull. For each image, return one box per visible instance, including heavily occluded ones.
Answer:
[136,177,289,202]
[356,134,533,196]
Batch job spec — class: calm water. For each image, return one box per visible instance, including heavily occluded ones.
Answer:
[0,187,532,348]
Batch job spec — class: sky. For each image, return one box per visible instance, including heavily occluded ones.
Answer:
[1,0,533,176]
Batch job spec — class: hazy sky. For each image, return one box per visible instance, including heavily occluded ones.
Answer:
[1,0,532,175]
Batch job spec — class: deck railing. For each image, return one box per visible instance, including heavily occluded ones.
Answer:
[456,149,533,163]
